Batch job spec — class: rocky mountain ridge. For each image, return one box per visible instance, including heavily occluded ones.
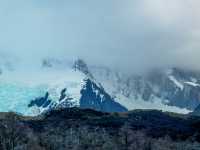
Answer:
[0,57,200,115]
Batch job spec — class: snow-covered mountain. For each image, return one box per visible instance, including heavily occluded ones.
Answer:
[0,57,200,115]
[0,58,127,115]
[91,66,200,114]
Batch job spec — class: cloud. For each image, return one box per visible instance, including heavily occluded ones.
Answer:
[0,0,200,73]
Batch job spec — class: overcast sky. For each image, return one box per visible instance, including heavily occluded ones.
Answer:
[0,0,200,73]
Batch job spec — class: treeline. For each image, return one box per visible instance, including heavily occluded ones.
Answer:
[0,109,199,150]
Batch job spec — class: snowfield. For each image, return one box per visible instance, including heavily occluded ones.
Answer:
[0,58,196,115]
[0,62,85,115]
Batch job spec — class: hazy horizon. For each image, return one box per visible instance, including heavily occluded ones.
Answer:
[0,0,200,73]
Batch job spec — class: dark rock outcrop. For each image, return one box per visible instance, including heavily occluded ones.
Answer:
[28,92,52,108]
[190,104,200,116]
[80,79,127,112]
[73,59,94,78]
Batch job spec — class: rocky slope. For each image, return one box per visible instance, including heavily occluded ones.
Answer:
[0,58,127,115]
[91,67,200,113]
[190,103,200,116]
[0,57,200,115]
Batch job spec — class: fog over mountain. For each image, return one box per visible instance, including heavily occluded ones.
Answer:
[0,0,200,73]
[1,2,200,149]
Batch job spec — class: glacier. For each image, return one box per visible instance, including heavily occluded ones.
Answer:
[0,59,86,115]
[0,57,199,115]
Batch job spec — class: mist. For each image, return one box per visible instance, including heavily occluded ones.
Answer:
[0,0,200,74]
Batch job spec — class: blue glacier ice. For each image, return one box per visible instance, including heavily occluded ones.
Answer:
[0,82,47,115]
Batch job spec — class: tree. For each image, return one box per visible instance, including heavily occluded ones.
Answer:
[0,112,24,150]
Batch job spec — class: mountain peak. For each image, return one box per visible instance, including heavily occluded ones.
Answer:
[73,59,93,78]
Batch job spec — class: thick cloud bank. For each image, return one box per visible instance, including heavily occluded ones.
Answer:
[0,0,200,73]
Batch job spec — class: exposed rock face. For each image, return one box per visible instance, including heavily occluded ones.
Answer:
[80,79,127,112]
[91,67,200,111]
[28,92,52,108]
[146,69,200,110]
[29,59,200,114]
[59,88,67,101]
[73,59,94,78]
[191,104,200,116]
[28,78,127,113]
[28,59,127,113]
[41,58,64,68]
[3,57,200,115]
[42,59,53,68]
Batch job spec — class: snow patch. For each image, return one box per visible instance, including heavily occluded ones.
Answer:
[168,75,184,90]
[114,94,190,114]
[91,67,191,114]
[185,82,200,87]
